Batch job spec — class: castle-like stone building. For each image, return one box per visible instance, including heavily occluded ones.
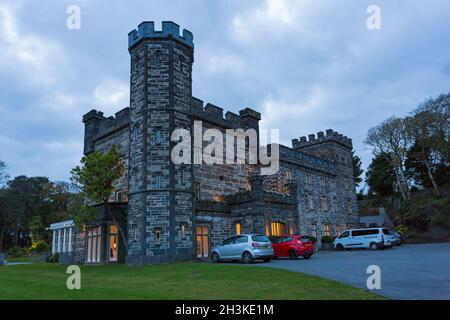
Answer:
[58,21,358,265]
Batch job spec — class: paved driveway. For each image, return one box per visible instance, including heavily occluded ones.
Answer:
[254,243,450,300]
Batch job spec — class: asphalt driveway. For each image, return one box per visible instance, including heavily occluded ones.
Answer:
[254,243,450,300]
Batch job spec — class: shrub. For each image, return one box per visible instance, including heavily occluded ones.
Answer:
[47,253,59,263]
[308,236,317,244]
[7,247,27,258]
[321,236,333,243]
[35,240,50,253]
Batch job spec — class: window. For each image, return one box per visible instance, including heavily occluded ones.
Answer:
[320,176,326,187]
[311,224,317,238]
[323,224,331,237]
[333,197,338,212]
[155,229,161,245]
[308,194,314,210]
[180,223,186,239]
[270,222,285,236]
[196,226,209,258]
[321,196,328,211]
[235,222,241,235]
[339,231,350,239]
[251,235,270,242]
[307,174,313,185]
[155,130,162,144]
[285,169,292,181]
[347,199,353,213]
[156,176,161,189]
[114,190,122,203]
[108,224,118,262]
[344,177,349,191]
[194,182,201,200]
[265,224,270,237]
[86,226,102,263]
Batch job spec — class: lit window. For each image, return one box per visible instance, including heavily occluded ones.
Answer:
[323,224,331,237]
[285,170,292,181]
[235,222,241,235]
[181,223,186,239]
[270,222,285,236]
[265,224,270,237]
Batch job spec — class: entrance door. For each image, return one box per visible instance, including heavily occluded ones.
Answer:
[108,224,118,262]
[196,225,210,258]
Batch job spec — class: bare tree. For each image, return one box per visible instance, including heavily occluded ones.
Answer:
[365,117,411,200]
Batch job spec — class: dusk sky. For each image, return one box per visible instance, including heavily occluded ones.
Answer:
[1,0,449,187]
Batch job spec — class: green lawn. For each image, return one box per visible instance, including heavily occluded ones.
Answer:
[0,262,384,300]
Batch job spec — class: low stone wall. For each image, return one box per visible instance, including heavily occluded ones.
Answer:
[58,252,76,265]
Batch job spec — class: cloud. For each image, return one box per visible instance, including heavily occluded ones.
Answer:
[93,79,129,112]
[0,2,71,88]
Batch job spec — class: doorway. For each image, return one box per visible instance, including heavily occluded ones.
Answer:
[108,224,118,262]
[196,225,210,258]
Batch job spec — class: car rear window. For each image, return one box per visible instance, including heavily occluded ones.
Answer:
[252,235,270,242]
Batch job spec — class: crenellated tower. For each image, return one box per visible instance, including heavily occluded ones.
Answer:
[292,129,359,227]
[127,21,194,264]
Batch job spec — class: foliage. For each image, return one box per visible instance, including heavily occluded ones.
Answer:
[352,150,363,187]
[70,145,127,249]
[0,160,9,186]
[31,240,50,253]
[321,236,333,243]
[395,224,408,236]
[365,153,395,197]
[7,246,27,258]
[29,216,45,242]
[308,236,317,244]
[46,253,59,263]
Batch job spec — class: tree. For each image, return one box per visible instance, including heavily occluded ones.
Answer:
[365,153,396,197]
[365,117,411,200]
[29,216,44,242]
[352,150,363,187]
[70,145,127,251]
[0,161,8,186]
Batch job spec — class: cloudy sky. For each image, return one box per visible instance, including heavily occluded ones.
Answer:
[1,0,449,187]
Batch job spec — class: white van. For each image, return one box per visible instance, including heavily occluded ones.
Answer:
[333,227,392,251]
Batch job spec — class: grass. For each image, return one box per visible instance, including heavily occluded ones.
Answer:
[0,262,384,300]
[5,257,37,263]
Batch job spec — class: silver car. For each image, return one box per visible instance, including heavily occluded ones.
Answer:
[210,234,274,264]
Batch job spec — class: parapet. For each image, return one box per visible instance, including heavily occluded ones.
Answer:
[292,129,353,149]
[128,21,194,49]
[191,97,261,129]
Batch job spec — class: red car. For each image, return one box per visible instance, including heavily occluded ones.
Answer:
[270,235,314,259]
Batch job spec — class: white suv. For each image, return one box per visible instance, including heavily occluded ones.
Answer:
[333,227,392,251]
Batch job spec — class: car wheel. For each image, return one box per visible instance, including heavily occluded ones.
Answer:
[211,252,221,263]
[303,254,311,260]
[370,242,378,250]
[336,244,344,251]
[263,258,271,263]
[288,250,298,260]
[242,251,253,264]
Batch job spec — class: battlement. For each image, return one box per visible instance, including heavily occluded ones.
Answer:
[128,21,194,49]
[292,129,353,150]
[192,97,260,129]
